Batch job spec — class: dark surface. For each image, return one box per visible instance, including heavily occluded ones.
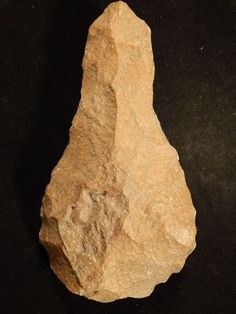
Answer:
[0,0,235,313]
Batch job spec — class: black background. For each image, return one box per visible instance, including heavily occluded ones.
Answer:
[0,0,235,313]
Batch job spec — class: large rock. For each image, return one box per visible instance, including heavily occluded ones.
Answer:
[39,1,196,302]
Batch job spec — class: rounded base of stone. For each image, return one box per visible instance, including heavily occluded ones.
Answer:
[51,263,185,303]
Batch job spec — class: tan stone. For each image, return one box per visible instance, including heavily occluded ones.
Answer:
[39,1,196,302]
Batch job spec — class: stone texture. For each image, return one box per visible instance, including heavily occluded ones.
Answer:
[39,1,196,302]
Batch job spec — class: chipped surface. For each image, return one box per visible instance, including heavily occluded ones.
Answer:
[39,1,196,302]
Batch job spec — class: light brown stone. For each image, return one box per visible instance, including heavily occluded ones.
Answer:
[39,1,196,302]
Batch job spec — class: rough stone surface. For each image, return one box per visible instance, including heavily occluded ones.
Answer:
[39,1,196,302]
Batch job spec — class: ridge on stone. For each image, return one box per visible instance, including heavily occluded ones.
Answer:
[39,1,196,303]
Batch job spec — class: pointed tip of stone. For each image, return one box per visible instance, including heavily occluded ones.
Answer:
[107,1,133,16]
[108,1,129,10]
[104,1,149,33]
[89,1,136,34]
[90,1,148,37]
